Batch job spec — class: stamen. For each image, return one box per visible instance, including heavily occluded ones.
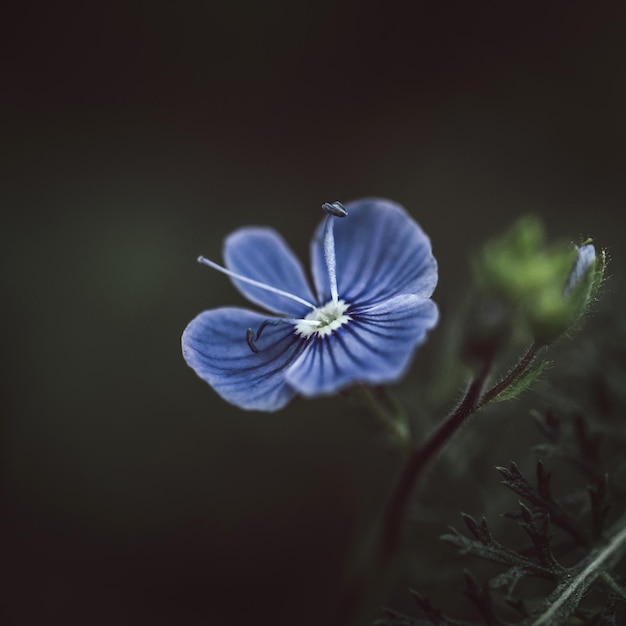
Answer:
[294,299,351,338]
[254,319,284,341]
[321,201,348,218]
[245,317,318,353]
[245,328,260,353]
[197,256,317,310]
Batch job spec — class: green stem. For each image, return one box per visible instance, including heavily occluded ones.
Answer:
[478,341,541,409]
[375,385,409,428]
[358,385,410,450]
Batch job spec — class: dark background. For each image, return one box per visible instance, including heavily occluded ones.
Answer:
[2,2,625,624]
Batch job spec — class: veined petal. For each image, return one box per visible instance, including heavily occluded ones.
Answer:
[182,307,306,411]
[311,198,438,306]
[285,294,439,396]
[224,227,316,316]
[564,243,596,295]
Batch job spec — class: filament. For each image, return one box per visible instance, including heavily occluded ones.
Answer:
[323,216,339,306]
[198,256,316,310]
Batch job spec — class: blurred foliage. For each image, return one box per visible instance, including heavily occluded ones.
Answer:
[377,279,626,625]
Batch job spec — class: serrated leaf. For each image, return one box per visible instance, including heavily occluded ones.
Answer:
[489,566,526,595]
[529,515,626,626]
[441,521,558,580]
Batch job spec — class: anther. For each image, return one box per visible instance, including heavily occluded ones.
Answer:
[246,328,260,353]
[321,201,348,218]
[245,319,291,354]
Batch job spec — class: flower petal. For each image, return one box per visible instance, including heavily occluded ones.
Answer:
[182,307,306,411]
[564,243,596,295]
[311,198,438,306]
[224,227,315,316]
[285,295,439,396]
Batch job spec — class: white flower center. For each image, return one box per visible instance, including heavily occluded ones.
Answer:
[294,299,351,338]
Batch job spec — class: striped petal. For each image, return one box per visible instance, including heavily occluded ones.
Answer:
[285,295,439,396]
[224,227,316,316]
[310,198,438,306]
[182,307,306,411]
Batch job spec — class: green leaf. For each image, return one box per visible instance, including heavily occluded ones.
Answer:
[529,514,626,626]
[491,360,553,403]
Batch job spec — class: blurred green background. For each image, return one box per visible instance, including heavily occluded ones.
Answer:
[2,2,625,624]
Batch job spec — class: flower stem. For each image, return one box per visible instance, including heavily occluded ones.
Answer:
[337,344,544,625]
[333,360,492,626]
[375,386,409,428]
[379,357,492,566]
[379,343,543,565]
[358,385,410,450]
[477,341,541,409]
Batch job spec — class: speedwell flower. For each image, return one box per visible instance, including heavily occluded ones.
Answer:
[182,198,439,411]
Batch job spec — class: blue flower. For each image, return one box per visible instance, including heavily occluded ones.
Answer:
[182,198,439,411]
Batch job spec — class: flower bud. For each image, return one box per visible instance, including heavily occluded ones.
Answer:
[530,242,604,344]
[473,217,604,346]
